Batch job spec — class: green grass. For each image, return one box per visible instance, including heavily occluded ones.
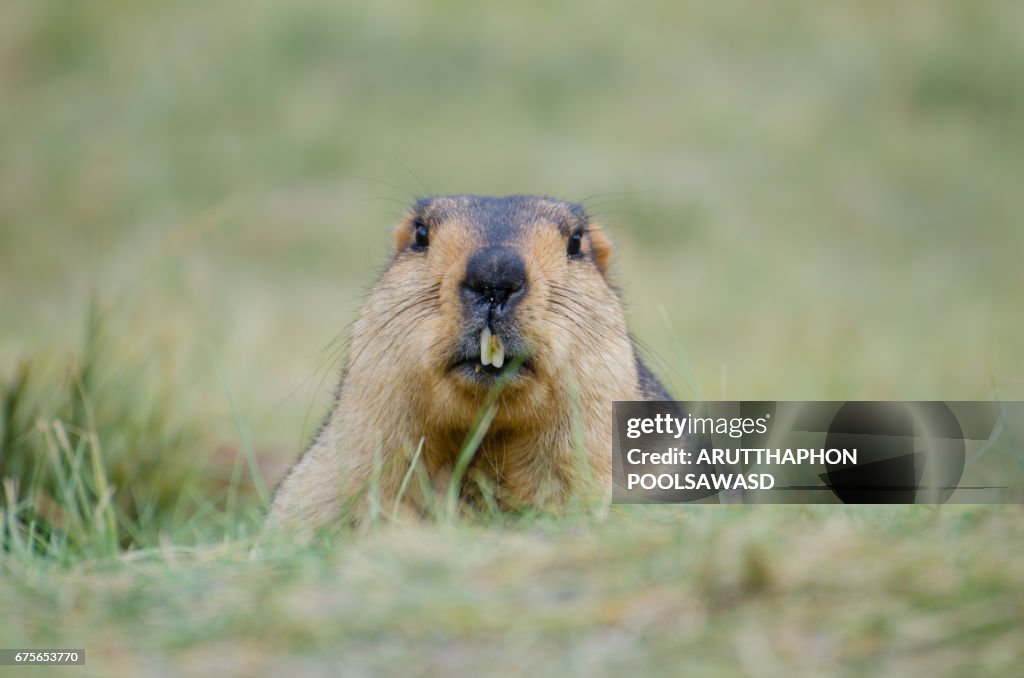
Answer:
[2,1,1023,675]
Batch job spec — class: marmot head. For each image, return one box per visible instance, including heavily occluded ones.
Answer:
[380,195,629,425]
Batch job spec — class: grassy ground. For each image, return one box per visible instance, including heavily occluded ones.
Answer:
[2,1,1023,675]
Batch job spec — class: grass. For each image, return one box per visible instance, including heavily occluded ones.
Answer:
[2,1,1023,675]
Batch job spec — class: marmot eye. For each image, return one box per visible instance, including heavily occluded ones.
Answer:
[567,230,583,258]
[413,222,429,250]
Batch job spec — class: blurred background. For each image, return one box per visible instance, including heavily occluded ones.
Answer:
[1,1,1022,528]
[3,3,1024,673]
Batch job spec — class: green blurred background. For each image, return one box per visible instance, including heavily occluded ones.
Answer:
[3,0,1024,515]
[2,2,1024,673]
[3,0,1022,455]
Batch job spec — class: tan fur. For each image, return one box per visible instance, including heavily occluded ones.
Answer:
[267,196,654,532]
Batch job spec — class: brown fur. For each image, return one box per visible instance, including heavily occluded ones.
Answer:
[267,195,668,531]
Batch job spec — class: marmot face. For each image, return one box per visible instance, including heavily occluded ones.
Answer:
[268,194,656,528]
[387,195,627,427]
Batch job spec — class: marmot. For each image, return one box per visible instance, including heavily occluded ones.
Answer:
[268,195,670,530]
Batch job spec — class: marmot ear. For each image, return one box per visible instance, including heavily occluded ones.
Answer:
[587,222,613,275]
[393,213,415,251]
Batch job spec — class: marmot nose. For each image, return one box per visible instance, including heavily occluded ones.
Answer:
[462,246,527,309]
